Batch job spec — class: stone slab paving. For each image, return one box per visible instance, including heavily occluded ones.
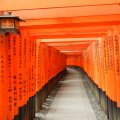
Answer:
[44,68,97,120]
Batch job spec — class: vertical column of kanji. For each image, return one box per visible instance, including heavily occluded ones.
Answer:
[101,38,105,90]
[88,48,91,76]
[87,50,89,74]
[113,26,120,107]
[34,40,37,96]
[41,43,45,86]
[27,38,31,100]
[85,50,88,74]
[39,43,43,87]
[55,49,57,75]
[90,46,93,78]
[86,50,89,74]
[42,43,45,86]
[106,31,112,99]
[106,33,110,98]
[32,40,36,96]
[50,47,54,78]
[97,41,100,86]
[36,40,39,92]
[59,52,61,70]
[103,36,109,96]
[33,39,37,118]
[0,35,8,120]
[101,36,106,91]
[21,33,25,107]
[55,50,58,75]
[97,41,100,87]
[28,38,33,120]
[6,34,14,120]
[118,27,120,107]
[54,49,56,75]
[29,39,32,98]
[58,51,60,72]
[50,47,52,79]
[45,45,48,80]
[46,45,49,82]
[90,44,94,80]
[12,34,19,117]
[93,41,98,84]
[84,51,86,71]
[49,47,52,79]
[54,49,57,75]
[31,40,34,97]
[86,49,89,75]
[98,39,103,89]
[107,30,116,101]
[90,46,93,77]
[52,48,55,76]
[48,47,51,80]
[53,48,56,77]
[59,52,61,71]
[18,35,23,107]
[92,42,96,82]
[91,43,95,81]
[38,42,42,90]
[96,41,100,86]
[26,35,30,101]
[84,51,87,73]
[40,43,44,86]
[89,46,92,78]
[31,39,36,119]
[45,45,49,82]
[44,44,47,85]
[23,33,27,105]
[0,35,4,120]
[88,47,91,77]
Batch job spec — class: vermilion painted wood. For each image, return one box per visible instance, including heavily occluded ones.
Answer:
[6,34,14,120]
[29,33,105,39]
[0,35,8,120]
[113,26,120,107]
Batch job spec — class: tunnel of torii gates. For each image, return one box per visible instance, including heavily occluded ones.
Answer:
[0,0,120,120]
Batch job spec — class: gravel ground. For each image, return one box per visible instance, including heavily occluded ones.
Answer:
[34,69,108,120]
[80,70,108,120]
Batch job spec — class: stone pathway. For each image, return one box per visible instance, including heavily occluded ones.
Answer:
[34,67,108,120]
